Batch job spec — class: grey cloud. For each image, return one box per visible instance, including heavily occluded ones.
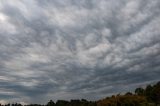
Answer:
[0,0,160,104]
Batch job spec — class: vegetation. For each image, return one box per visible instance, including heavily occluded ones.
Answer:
[97,81,160,106]
[0,81,160,106]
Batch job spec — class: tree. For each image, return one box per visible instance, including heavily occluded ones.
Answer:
[125,92,133,96]
[55,100,69,106]
[47,100,55,106]
[135,87,144,96]
[151,82,160,105]
[145,85,153,101]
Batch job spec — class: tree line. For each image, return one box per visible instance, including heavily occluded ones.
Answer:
[0,81,160,106]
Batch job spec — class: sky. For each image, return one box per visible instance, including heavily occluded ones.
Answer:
[0,0,160,104]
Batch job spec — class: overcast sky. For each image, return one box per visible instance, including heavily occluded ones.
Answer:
[0,0,160,104]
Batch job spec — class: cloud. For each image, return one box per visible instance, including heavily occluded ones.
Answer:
[0,0,160,104]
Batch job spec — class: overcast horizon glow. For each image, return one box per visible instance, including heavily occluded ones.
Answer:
[0,0,160,104]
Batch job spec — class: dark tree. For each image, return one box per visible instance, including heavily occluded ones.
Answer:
[151,82,160,106]
[47,100,55,106]
[135,87,144,96]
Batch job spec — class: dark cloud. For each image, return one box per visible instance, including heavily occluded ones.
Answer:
[0,0,160,104]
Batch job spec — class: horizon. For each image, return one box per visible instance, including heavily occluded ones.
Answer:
[0,81,159,105]
[0,0,160,104]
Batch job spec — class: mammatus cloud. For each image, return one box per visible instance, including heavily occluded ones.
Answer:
[0,0,160,104]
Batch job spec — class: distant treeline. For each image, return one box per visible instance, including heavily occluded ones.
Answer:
[0,81,160,106]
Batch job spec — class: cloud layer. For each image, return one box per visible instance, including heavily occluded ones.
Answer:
[0,0,160,104]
